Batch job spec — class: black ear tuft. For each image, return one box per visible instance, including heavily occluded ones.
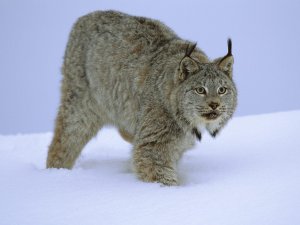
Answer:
[218,38,234,78]
[227,38,232,56]
[185,43,197,57]
[219,38,233,65]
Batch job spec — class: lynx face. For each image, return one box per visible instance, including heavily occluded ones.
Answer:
[180,63,237,136]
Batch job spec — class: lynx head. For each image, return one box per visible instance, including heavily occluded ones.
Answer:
[175,39,237,137]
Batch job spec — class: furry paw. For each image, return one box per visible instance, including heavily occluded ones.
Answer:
[136,165,179,186]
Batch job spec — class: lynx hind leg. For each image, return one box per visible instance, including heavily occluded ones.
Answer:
[119,128,134,143]
[46,97,103,169]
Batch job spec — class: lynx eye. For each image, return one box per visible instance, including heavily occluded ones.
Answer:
[195,87,206,95]
[218,87,227,95]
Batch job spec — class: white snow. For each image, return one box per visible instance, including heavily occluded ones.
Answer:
[0,111,300,225]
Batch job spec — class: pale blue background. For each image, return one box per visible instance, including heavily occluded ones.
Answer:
[1,0,300,134]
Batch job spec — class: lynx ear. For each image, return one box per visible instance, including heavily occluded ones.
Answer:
[218,39,234,78]
[179,57,199,80]
[178,43,199,81]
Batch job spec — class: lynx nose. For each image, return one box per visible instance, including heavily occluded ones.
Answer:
[208,102,219,110]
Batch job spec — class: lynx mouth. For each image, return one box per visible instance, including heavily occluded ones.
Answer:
[202,111,220,120]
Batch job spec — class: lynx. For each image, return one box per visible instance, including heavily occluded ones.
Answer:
[46,10,237,185]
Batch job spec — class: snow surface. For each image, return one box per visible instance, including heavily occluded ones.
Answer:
[0,111,300,225]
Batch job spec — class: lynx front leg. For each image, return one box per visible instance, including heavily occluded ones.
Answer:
[133,111,184,186]
[133,139,182,186]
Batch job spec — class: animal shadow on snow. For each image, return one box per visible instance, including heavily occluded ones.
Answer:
[77,157,132,174]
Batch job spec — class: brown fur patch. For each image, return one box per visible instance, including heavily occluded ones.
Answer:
[137,65,150,88]
[131,43,144,55]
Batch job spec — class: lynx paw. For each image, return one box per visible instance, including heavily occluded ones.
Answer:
[136,165,179,186]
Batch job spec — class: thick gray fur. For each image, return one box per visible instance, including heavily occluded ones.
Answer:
[46,10,237,186]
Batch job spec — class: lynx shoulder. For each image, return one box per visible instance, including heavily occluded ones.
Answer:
[46,10,237,186]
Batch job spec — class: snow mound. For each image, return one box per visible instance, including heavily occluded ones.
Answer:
[0,111,300,225]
